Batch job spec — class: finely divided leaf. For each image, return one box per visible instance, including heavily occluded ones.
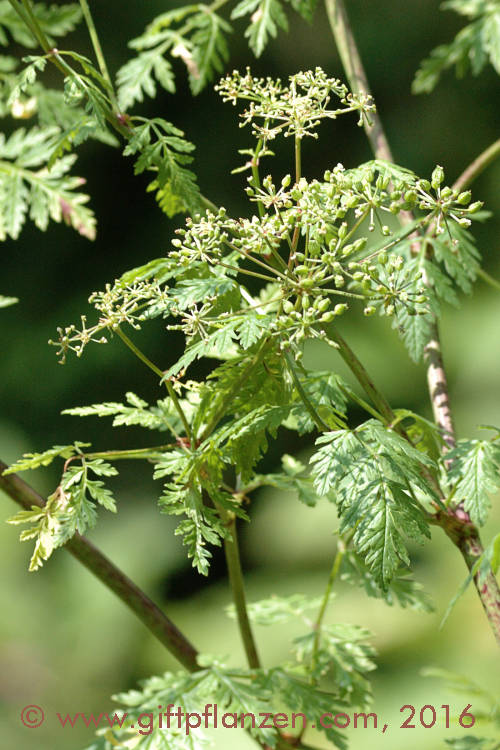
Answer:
[231,0,288,57]
[447,438,500,526]
[117,50,175,111]
[310,422,434,588]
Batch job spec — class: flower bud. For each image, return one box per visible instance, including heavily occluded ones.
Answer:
[468,201,483,213]
[333,304,348,316]
[456,190,471,205]
[431,165,445,190]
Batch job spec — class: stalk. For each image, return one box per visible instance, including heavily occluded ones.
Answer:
[115,327,192,443]
[310,537,346,675]
[78,0,117,105]
[324,0,500,644]
[0,461,199,671]
[220,509,261,669]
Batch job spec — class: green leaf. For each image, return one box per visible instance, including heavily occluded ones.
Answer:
[165,319,240,377]
[117,50,175,111]
[289,0,318,23]
[293,623,376,705]
[6,455,117,570]
[63,391,185,434]
[124,117,200,216]
[446,438,500,525]
[341,550,434,611]
[413,3,500,93]
[3,443,84,474]
[0,2,82,48]
[188,9,231,95]
[227,593,324,625]
[430,224,480,294]
[159,482,228,575]
[310,422,434,588]
[0,127,96,239]
[231,0,288,57]
[208,404,290,481]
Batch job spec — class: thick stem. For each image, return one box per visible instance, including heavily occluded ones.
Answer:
[324,0,500,644]
[324,0,392,162]
[0,461,199,671]
[438,509,500,647]
[424,330,456,451]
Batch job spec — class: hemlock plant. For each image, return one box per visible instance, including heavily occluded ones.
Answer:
[1,1,500,749]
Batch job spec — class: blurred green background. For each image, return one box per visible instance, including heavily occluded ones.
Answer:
[1,1,499,749]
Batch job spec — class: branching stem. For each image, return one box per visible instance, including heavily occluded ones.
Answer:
[324,0,500,645]
[115,327,192,442]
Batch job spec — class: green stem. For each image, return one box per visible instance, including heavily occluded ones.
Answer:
[284,352,331,432]
[115,327,192,442]
[20,0,50,50]
[477,267,500,292]
[78,0,116,104]
[0,461,199,671]
[84,445,176,461]
[295,136,302,182]
[252,137,265,218]
[338,381,387,423]
[311,536,347,676]
[327,327,395,424]
[220,508,261,669]
[452,138,500,193]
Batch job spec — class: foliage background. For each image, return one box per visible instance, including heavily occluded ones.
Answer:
[1,0,499,748]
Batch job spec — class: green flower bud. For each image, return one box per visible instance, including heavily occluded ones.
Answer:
[321,311,335,322]
[295,265,309,276]
[431,165,445,190]
[456,190,472,205]
[363,305,376,316]
[334,304,348,316]
[281,174,291,188]
[338,222,348,239]
[353,237,367,252]
[283,300,294,314]
[316,297,330,313]
[468,201,483,213]
[378,252,388,265]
